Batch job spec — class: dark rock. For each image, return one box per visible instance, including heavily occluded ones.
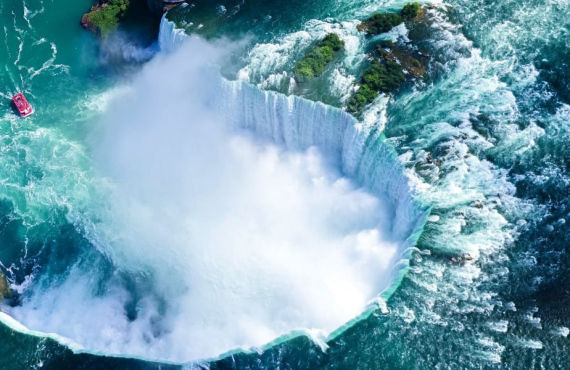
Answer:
[80,5,100,33]
[376,43,427,78]
[450,253,474,264]
[163,1,186,12]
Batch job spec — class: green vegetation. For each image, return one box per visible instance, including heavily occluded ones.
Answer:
[362,61,406,92]
[293,33,345,82]
[87,0,130,36]
[348,2,427,113]
[347,60,406,113]
[357,2,424,35]
[347,84,379,113]
[401,2,422,20]
[357,13,402,35]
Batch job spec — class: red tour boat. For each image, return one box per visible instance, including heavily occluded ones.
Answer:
[12,93,34,117]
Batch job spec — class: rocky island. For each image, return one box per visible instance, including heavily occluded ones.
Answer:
[348,2,427,114]
[81,0,185,36]
[81,0,131,36]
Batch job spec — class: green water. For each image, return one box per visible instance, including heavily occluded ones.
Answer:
[0,0,102,277]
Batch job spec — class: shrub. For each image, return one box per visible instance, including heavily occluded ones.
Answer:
[293,61,315,81]
[347,60,406,113]
[362,61,406,92]
[357,13,402,35]
[293,33,344,82]
[320,33,344,51]
[401,2,422,20]
[347,84,379,113]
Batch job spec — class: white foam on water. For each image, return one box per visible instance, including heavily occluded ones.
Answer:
[235,18,363,98]
[487,320,509,333]
[552,326,569,338]
[516,338,544,350]
[0,312,84,352]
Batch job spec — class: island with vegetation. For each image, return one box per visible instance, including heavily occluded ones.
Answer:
[348,2,428,114]
[81,0,131,36]
[293,33,345,83]
[357,2,423,35]
[347,59,406,113]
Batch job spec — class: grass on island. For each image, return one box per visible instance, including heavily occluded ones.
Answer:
[293,33,345,83]
[87,0,130,36]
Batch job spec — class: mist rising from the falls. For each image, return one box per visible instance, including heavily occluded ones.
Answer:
[5,37,422,362]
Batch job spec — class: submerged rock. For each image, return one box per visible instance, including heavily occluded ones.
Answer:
[450,254,474,264]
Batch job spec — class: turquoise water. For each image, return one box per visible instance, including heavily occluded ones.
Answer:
[1,0,570,368]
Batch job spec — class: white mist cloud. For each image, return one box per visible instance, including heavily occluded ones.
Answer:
[99,31,158,65]
[9,37,402,362]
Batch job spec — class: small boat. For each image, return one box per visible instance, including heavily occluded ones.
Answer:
[12,93,34,117]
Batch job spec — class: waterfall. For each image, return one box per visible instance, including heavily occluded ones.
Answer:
[158,14,191,53]
[0,15,428,365]
[159,15,426,247]
[219,80,426,244]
